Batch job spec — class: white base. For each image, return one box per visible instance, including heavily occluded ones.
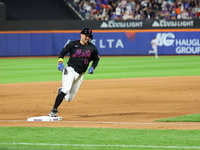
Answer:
[27,116,62,122]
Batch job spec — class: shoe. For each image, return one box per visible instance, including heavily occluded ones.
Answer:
[49,108,58,117]
[58,87,62,94]
[149,51,151,54]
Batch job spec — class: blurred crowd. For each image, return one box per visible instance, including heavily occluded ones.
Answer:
[71,0,200,20]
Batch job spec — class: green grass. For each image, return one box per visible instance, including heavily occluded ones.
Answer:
[0,56,200,150]
[156,114,200,122]
[1,127,200,150]
[0,56,199,83]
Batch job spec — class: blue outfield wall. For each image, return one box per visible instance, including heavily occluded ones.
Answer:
[0,30,200,56]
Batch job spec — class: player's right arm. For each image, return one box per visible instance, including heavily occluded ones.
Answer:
[59,42,72,59]
[57,41,73,71]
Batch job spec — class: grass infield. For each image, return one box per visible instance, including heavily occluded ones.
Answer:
[0,127,200,150]
[156,114,200,122]
[0,56,200,150]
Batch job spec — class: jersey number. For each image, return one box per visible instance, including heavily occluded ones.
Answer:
[84,58,89,64]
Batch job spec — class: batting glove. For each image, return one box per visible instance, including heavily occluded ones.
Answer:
[58,62,64,72]
[88,67,94,74]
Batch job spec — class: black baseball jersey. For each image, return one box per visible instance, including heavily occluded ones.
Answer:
[59,40,100,74]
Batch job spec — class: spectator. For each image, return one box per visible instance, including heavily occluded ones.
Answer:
[189,0,197,8]
[184,0,190,10]
[108,0,117,16]
[79,0,92,13]
[181,8,190,19]
[134,11,142,19]
[155,10,165,19]
[73,0,197,20]
[94,0,102,14]
[89,0,96,8]
[110,12,120,19]
[195,4,200,18]
[152,3,161,13]
[135,3,141,14]
[90,9,102,20]
[175,4,182,16]
[170,7,177,19]
[119,0,128,9]
[122,10,134,19]
[115,6,123,19]
[156,0,163,10]
[126,0,136,13]
[161,6,171,19]
[73,0,80,7]
[141,0,149,9]
[145,8,153,19]
[101,4,110,20]
[188,7,195,18]
[129,0,136,8]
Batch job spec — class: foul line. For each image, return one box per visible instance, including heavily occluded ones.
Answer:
[0,143,200,149]
[0,120,200,126]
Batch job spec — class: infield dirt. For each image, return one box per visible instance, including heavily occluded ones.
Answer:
[0,76,200,129]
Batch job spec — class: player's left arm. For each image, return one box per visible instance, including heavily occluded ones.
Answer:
[88,49,100,74]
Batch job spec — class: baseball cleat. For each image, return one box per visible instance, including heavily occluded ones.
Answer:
[49,108,58,117]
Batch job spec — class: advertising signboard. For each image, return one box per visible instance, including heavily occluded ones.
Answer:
[0,29,200,56]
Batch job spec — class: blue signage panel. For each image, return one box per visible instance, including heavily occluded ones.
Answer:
[0,31,200,56]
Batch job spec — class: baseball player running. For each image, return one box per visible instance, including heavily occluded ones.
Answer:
[149,36,159,59]
[49,27,100,117]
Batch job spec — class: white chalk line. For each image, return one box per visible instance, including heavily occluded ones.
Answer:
[0,143,200,149]
[0,120,200,126]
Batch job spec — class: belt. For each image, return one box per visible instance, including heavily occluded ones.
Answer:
[68,66,83,74]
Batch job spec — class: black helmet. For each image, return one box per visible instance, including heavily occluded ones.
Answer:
[80,27,93,40]
[80,27,92,35]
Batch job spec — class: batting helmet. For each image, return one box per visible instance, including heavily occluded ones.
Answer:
[80,27,93,39]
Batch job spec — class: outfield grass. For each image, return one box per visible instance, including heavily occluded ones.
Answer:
[0,56,199,83]
[0,56,200,150]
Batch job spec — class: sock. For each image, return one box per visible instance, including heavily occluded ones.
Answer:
[53,92,66,110]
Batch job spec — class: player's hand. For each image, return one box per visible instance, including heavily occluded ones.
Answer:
[88,67,94,74]
[58,62,64,71]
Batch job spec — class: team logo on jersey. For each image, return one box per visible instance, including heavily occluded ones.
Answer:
[73,49,91,57]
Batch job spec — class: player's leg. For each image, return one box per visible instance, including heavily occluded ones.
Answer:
[149,46,155,54]
[49,67,75,117]
[149,50,152,54]
[154,47,158,58]
[61,67,75,94]
[64,74,84,102]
